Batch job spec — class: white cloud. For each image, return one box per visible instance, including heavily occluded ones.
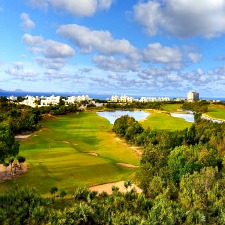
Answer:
[44,40,75,58]
[35,57,66,70]
[138,68,169,80]
[5,62,38,79]
[57,24,139,59]
[28,0,113,17]
[92,55,140,72]
[22,34,75,58]
[98,0,113,10]
[143,43,182,63]
[188,53,202,63]
[20,13,35,30]
[133,0,225,38]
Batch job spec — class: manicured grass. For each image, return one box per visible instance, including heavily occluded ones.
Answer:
[140,110,192,131]
[0,112,139,195]
[161,103,182,112]
[205,105,225,120]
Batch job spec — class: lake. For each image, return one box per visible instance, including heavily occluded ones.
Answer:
[97,110,150,124]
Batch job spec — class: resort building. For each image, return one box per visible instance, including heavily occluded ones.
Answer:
[40,95,60,106]
[111,95,119,102]
[187,91,199,102]
[21,96,39,107]
[64,95,91,104]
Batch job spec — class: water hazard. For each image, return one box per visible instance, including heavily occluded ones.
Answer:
[97,110,150,124]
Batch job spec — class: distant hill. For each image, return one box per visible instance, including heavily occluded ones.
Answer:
[13,89,24,92]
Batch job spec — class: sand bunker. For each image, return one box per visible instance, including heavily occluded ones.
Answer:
[86,152,99,157]
[15,134,31,139]
[89,181,142,194]
[117,162,139,168]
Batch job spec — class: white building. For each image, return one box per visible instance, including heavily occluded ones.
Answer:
[21,96,39,107]
[40,95,60,106]
[187,91,199,102]
[111,95,119,102]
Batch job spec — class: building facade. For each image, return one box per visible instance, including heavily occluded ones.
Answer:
[187,91,199,102]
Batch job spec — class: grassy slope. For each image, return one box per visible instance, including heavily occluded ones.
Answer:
[140,110,192,131]
[0,112,139,195]
[205,105,225,120]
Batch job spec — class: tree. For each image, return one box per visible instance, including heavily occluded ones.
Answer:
[0,123,19,163]
[9,157,14,171]
[3,161,9,175]
[59,190,67,201]
[17,155,26,170]
[50,186,58,203]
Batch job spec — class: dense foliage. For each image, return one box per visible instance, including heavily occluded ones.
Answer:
[181,101,209,113]
[112,113,225,224]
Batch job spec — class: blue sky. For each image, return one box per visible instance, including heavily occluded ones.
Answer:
[1,0,225,97]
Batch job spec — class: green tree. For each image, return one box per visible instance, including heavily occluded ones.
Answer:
[0,123,19,163]
[17,155,26,170]
[50,186,58,203]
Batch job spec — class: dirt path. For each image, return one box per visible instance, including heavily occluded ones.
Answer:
[89,181,142,194]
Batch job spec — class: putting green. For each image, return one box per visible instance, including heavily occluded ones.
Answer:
[141,110,192,131]
[0,112,140,195]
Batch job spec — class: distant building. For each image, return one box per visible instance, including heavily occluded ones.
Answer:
[187,91,199,102]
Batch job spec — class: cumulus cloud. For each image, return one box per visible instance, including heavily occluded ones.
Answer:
[188,53,202,63]
[22,34,75,58]
[5,62,38,80]
[133,0,225,38]
[143,43,182,63]
[92,55,140,72]
[138,68,169,80]
[57,24,139,59]
[28,0,113,17]
[35,57,65,70]
[22,34,75,70]
[20,13,35,30]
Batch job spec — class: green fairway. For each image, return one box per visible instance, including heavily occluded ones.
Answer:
[140,110,192,131]
[162,103,182,112]
[0,112,139,195]
[205,105,225,120]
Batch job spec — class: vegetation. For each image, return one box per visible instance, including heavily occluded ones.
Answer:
[2,98,225,224]
[181,100,209,112]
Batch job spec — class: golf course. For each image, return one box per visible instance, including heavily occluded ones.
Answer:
[0,106,194,195]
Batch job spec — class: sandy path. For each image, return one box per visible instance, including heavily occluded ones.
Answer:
[89,181,142,194]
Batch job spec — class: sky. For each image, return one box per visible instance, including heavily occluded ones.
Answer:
[1,0,225,97]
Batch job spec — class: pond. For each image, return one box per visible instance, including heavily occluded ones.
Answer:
[170,112,223,123]
[97,110,150,125]
[170,113,194,123]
